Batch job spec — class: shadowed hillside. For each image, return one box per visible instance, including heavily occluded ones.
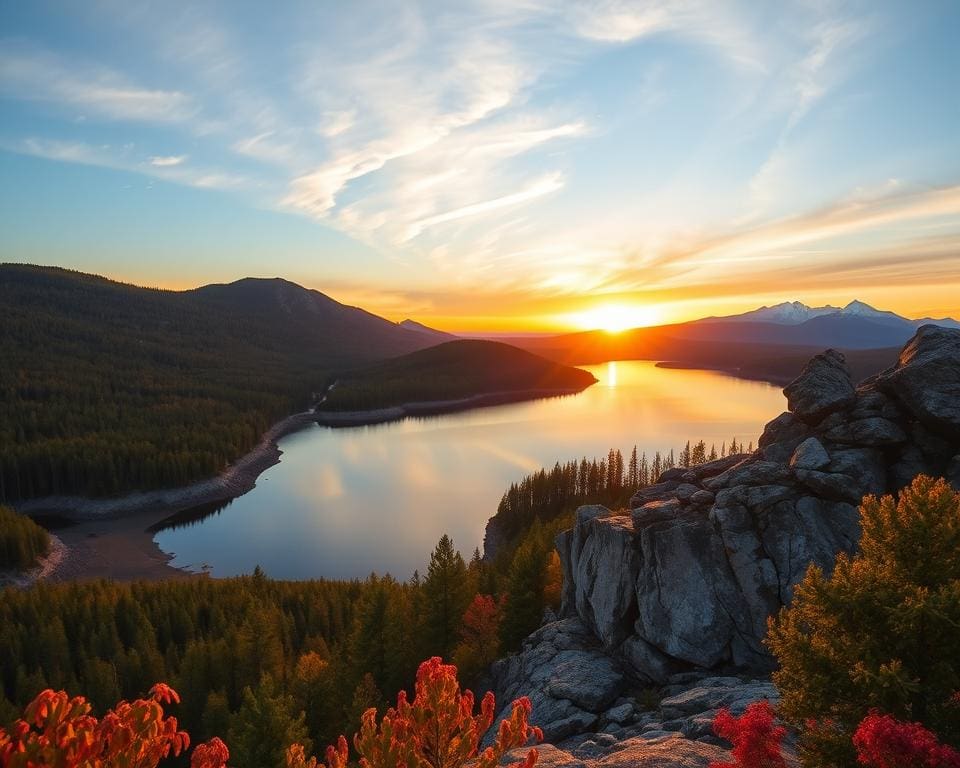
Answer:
[0,264,440,500]
[319,339,597,411]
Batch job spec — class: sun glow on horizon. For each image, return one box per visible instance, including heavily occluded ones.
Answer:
[565,303,662,333]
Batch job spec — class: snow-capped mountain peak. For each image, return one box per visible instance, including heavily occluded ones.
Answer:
[842,299,881,316]
[702,301,839,325]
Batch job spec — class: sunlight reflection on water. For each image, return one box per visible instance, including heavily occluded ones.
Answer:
[154,361,785,580]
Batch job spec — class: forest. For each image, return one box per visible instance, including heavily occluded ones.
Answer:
[317,340,597,412]
[0,265,434,501]
[490,437,751,545]
[0,504,50,570]
[0,437,728,767]
[0,530,555,768]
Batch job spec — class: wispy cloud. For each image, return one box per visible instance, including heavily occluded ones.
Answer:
[149,155,185,167]
[0,42,194,123]
[5,137,244,191]
[2,0,957,324]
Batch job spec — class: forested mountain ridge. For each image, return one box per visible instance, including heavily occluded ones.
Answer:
[319,340,597,412]
[0,264,439,500]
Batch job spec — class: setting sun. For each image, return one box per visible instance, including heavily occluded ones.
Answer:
[565,303,661,333]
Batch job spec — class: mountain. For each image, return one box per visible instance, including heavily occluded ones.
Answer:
[509,299,958,379]
[698,300,841,325]
[0,264,444,500]
[701,299,960,332]
[398,318,458,341]
[319,339,597,413]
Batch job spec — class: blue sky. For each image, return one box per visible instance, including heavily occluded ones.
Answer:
[1,1,959,329]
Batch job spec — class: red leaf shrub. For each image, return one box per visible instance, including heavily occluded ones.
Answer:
[711,700,788,768]
[191,736,231,768]
[853,712,960,768]
[289,656,541,768]
[0,684,190,768]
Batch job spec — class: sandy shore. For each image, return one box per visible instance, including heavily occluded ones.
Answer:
[0,533,67,588]
[11,411,318,582]
[16,410,318,521]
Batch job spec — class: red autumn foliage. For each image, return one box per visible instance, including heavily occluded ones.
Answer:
[852,712,960,768]
[461,595,502,653]
[710,701,789,768]
[289,656,541,768]
[0,684,191,768]
[1,660,539,768]
[190,737,231,768]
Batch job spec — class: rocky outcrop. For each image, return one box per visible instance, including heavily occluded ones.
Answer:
[556,326,960,682]
[488,618,793,767]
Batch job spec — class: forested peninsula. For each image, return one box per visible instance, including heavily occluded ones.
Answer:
[0,266,590,504]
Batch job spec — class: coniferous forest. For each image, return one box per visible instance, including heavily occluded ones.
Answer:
[0,265,435,501]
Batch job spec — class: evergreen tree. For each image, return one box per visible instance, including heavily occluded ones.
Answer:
[422,535,471,658]
[228,674,310,768]
[499,523,550,650]
[628,446,639,487]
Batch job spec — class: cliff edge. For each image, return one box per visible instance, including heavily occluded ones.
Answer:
[555,324,960,681]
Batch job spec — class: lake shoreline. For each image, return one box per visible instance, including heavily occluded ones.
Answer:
[10,386,594,582]
[654,361,795,386]
[315,386,592,426]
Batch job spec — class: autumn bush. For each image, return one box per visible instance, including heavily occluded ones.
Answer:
[0,682,221,768]
[853,712,960,768]
[452,594,504,682]
[288,656,540,768]
[711,701,788,768]
[0,658,540,768]
[767,475,960,767]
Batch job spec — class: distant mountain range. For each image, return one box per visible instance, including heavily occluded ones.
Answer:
[504,299,960,386]
[700,299,960,330]
[683,300,960,349]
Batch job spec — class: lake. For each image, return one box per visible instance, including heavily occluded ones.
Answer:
[153,361,786,580]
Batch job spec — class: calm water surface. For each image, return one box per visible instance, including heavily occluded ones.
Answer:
[154,362,786,580]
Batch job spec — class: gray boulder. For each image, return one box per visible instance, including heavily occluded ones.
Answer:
[546,651,627,712]
[634,517,742,667]
[783,349,856,424]
[570,515,640,648]
[794,469,860,503]
[659,678,779,720]
[790,437,830,470]
[877,325,960,436]
[758,412,810,463]
[487,619,626,745]
[824,416,907,446]
[630,481,681,508]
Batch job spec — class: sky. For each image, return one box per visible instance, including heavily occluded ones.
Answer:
[1,0,959,332]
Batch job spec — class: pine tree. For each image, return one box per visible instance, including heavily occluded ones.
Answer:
[422,535,471,659]
[228,674,310,768]
[500,523,551,650]
[628,446,639,487]
[691,440,707,465]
